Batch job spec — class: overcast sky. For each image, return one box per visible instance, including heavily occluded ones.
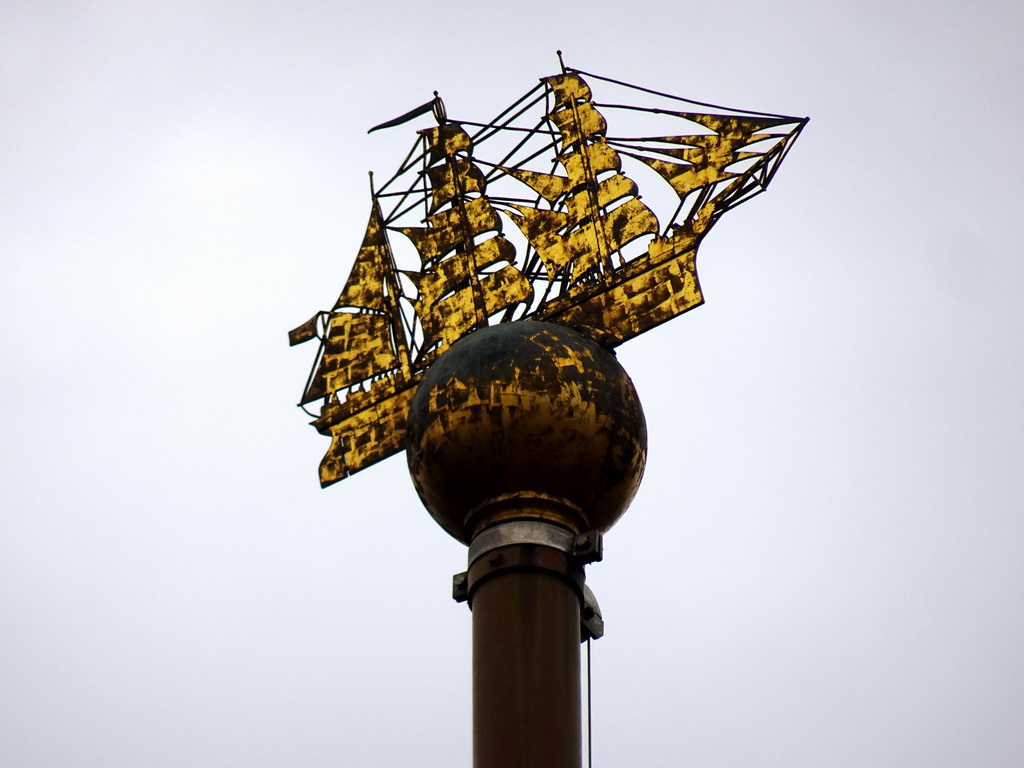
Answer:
[2,1,1023,766]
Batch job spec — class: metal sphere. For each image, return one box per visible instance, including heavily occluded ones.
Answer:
[406,321,647,544]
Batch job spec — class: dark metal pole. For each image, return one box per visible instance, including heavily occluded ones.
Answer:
[471,549,582,768]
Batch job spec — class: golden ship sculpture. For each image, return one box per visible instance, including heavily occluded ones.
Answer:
[290,59,807,486]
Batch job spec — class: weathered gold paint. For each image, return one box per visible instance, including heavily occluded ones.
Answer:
[427,159,487,213]
[296,203,410,408]
[564,173,636,223]
[561,139,620,182]
[408,237,513,308]
[332,208,391,313]
[540,241,704,345]
[291,67,806,485]
[288,314,318,346]
[424,123,473,164]
[542,72,592,108]
[548,103,607,150]
[315,381,418,484]
[406,322,647,543]
[399,197,502,264]
[500,167,569,204]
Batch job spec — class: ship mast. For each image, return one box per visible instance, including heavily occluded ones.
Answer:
[399,118,532,358]
[503,73,660,292]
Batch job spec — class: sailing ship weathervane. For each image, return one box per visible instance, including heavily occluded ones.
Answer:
[290,57,807,486]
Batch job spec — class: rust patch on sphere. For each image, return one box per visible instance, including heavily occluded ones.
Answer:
[406,321,647,543]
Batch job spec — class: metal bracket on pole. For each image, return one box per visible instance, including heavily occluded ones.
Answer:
[573,530,603,565]
[453,521,606,641]
[453,571,469,602]
[581,584,604,641]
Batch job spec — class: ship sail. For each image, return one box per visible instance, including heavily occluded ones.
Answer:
[292,201,410,406]
[288,199,420,485]
[504,73,659,285]
[397,123,532,356]
[620,112,803,238]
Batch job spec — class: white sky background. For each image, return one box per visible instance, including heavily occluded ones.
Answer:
[2,1,1023,766]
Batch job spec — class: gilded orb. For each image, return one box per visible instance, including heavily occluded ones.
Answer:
[406,321,647,544]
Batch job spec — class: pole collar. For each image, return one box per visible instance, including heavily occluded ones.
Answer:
[452,521,603,605]
[469,520,571,565]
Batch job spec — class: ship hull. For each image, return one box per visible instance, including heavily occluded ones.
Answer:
[314,376,421,486]
[537,237,704,347]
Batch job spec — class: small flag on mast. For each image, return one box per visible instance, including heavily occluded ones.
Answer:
[368,92,445,133]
